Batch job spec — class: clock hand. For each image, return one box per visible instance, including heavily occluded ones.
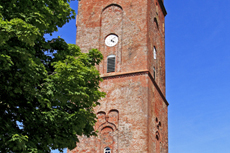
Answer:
[111,37,116,43]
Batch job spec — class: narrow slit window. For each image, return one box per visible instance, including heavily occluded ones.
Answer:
[107,55,116,73]
[154,46,157,59]
[104,147,111,153]
[153,67,156,80]
[154,18,159,30]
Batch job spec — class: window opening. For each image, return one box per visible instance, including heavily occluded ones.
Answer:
[156,117,158,123]
[154,18,159,29]
[154,46,157,59]
[104,147,111,153]
[156,131,160,140]
[153,67,156,80]
[107,55,116,73]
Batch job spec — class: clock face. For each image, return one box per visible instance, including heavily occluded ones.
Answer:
[105,34,118,47]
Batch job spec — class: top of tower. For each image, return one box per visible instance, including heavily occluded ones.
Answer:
[158,0,167,16]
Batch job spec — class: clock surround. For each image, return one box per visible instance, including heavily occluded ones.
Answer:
[105,34,119,47]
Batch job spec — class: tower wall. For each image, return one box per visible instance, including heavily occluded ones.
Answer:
[76,0,148,73]
[147,0,166,95]
[69,73,149,153]
[70,0,168,152]
[147,76,168,153]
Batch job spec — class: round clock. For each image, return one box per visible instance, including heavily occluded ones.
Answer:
[105,34,118,47]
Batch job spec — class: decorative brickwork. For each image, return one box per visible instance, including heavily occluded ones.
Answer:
[69,0,168,152]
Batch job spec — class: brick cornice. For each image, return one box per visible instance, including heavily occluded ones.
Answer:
[100,70,169,106]
[100,69,148,78]
[147,70,169,106]
[158,0,167,16]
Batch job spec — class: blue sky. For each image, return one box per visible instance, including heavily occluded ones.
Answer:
[166,0,230,153]
[51,0,230,152]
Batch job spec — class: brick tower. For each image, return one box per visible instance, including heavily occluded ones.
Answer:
[68,0,168,152]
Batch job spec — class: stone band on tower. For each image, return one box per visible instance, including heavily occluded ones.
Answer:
[69,0,168,152]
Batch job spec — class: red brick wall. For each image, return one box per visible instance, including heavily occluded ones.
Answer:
[70,0,168,152]
[147,75,168,153]
[69,74,149,153]
[147,0,166,95]
[76,0,148,73]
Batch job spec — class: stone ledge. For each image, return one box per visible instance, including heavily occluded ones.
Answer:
[100,69,149,78]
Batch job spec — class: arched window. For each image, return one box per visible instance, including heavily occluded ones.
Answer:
[107,55,116,73]
[104,147,111,153]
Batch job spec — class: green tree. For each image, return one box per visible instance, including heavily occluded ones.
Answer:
[0,0,105,152]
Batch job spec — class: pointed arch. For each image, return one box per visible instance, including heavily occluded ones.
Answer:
[102,3,123,13]
[99,3,124,73]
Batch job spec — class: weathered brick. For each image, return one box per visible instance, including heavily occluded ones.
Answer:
[69,0,168,152]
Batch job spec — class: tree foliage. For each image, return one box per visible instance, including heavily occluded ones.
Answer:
[0,0,105,152]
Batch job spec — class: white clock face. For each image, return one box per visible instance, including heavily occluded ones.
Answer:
[105,34,118,47]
